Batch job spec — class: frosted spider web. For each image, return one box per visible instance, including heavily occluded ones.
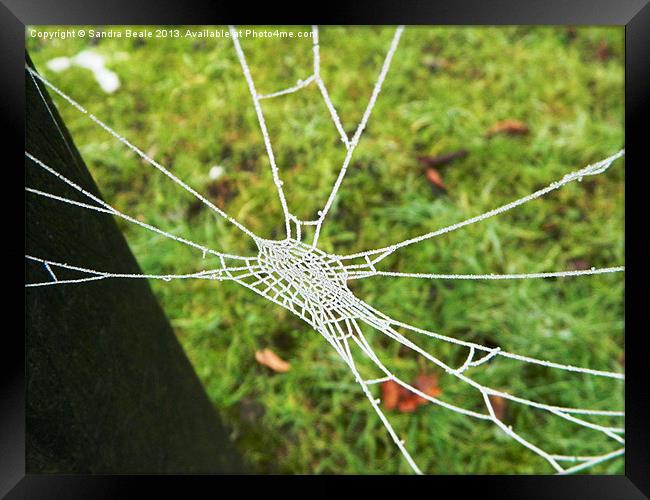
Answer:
[25,25,625,475]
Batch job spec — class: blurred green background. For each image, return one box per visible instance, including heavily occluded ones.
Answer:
[26,25,624,474]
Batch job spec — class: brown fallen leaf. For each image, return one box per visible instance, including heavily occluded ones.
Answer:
[255,348,291,373]
[397,397,420,413]
[412,373,443,406]
[425,168,446,191]
[381,373,442,413]
[486,119,530,138]
[381,380,403,410]
[418,149,468,168]
[489,394,508,421]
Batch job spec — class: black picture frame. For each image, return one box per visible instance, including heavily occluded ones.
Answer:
[3,1,648,497]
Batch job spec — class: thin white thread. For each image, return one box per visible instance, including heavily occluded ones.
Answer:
[558,448,625,475]
[28,68,79,165]
[26,153,250,261]
[313,26,404,246]
[312,26,350,149]
[258,74,316,99]
[43,262,58,281]
[229,26,292,238]
[26,64,259,242]
[25,255,258,287]
[340,149,625,262]
[350,266,625,280]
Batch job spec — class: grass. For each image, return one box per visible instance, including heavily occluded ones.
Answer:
[26,25,624,474]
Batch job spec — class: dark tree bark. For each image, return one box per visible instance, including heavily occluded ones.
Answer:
[25,54,245,473]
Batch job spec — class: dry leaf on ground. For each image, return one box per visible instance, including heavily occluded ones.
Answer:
[397,397,420,413]
[412,373,443,405]
[417,149,468,168]
[255,348,291,373]
[425,168,446,191]
[486,119,530,138]
[381,380,404,410]
[381,373,442,413]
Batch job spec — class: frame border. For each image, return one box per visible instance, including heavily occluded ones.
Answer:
[3,0,648,496]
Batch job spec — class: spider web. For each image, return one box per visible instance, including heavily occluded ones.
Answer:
[25,26,625,475]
